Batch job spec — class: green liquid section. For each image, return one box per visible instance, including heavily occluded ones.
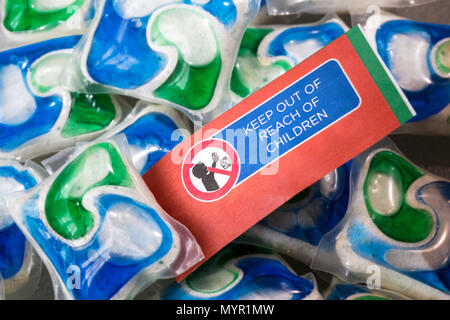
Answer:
[435,39,450,75]
[186,263,240,294]
[154,54,221,110]
[354,295,389,300]
[29,52,117,138]
[45,142,133,240]
[185,244,271,294]
[231,27,291,98]
[363,151,433,243]
[151,8,222,110]
[4,0,85,32]
[61,93,116,138]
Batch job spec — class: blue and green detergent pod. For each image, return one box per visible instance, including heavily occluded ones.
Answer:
[75,0,260,120]
[162,247,321,300]
[312,138,450,300]
[99,102,192,175]
[0,35,123,161]
[365,12,450,123]
[230,17,348,105]
[241,164,350,266]
[8,139,203,300]
[0,0,94,49]
[0,160,44,299]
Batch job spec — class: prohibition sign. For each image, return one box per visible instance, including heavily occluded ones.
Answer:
[182,139,240,202]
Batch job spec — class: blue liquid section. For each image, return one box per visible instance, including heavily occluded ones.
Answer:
[23,193,173,300]
[0,36,81,152]
[120,112,183,175]
[326,284,368,300]
[163,256,314,300]
[188,0,238,28]
[87,0,239,89]
[87,1,165,89]
[0,224,26,279]
[261,163,350,246]
[267,22,346,65]
[376,20,450,122]
[348,215,449,294]
[0,166,37,279]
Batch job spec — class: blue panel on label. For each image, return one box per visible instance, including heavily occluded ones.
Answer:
[215,59,361,185]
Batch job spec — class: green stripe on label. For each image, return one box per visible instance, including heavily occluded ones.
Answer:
[346,26,414,124]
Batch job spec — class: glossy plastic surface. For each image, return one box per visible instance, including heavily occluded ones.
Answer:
[71,0,260,119]
[0,36,122,161]
[8,138,203,300]
[163,246,321,300]
[230,17,347,104]
[312,139,450,300]
[365,13,450,122]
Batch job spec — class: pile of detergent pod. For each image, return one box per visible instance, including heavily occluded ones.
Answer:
[0,0,448,300]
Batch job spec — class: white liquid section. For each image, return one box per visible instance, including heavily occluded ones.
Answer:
[60,148,111,198]
[31,0,77,12]
[157,9,218,66]
[367,170,402,216]
[388,31,431,92]
[0,65,37,125]
[128,144,148,174]
[283,39,323,64]
[98,201,163,262]
[0,176,25,230]
[235,54,286,94]
[191,0,210,4]
[189,268,237,293]
[30,53,70,93]
[113,0,170,19]
[239,288,294,300]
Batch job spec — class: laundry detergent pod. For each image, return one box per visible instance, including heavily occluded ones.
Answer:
[68,0,260,121]
[162,246,322,300]
[0,0,94,49]
[312,138,450,300]
[0,35,124,161]
[364,12,450,123]
[7,137,203,300]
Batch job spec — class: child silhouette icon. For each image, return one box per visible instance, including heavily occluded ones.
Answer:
[192,152,220,192]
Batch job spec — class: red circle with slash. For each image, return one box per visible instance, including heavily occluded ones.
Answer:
[182,138,240,202]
